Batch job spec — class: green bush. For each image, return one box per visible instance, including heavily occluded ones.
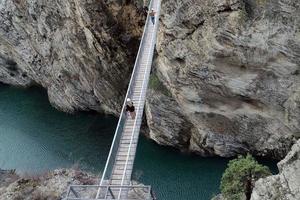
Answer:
[256,0,268,5]
[221,154,271,200]
[148,74,172,97]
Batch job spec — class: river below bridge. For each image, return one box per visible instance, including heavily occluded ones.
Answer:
[0,85,278,200]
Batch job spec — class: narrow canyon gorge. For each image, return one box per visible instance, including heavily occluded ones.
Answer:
[0,0,299,199]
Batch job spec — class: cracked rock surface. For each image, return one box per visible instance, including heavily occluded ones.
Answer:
[0,0,299,159]
[146,0,300,158]
[0,168,98,200]
[251,139,300,200]
[0,0,144,114]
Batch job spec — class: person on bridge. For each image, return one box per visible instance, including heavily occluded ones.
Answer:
[126,98,136,119]
[149,8,156,25]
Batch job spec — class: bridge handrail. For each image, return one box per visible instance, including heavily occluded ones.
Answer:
[67,184,154,200]
[118,0,161,197]
[99,0,154,185]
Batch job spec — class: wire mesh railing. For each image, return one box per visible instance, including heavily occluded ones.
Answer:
[99,0,158,185]
[66,185,155,200]
[117,0,161,197]
[65,0,161,198]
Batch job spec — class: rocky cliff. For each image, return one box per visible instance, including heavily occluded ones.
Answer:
[0,0,144,114]
[251,139,300,200]
[0,0,299,159]
[146,0,300,158]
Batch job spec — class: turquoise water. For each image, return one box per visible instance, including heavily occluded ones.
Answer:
[134,138,230,199]
[0,85,278,200]
[134,138,278,200]
[0,85,117,173]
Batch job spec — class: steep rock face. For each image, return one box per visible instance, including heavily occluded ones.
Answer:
[145,89,192,150]
[1,0,299,159]
[0,0,144,114]
[146,0,300,158]
[251,139,300,200]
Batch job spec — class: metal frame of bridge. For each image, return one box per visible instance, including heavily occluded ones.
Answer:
[65,0,161,199]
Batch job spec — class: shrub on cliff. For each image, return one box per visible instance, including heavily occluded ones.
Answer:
[220,154,271,200]
[149,73,172,97]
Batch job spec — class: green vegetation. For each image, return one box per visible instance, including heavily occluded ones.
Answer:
[220,154,272,200]
[238,9,247,25]
[149,73,172,97]
[256,0,268,6]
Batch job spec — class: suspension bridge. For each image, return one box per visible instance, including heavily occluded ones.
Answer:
[65,0,161,199]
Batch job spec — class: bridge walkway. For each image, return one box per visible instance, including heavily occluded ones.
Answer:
[99,0,161,198]
[65,0,161,199]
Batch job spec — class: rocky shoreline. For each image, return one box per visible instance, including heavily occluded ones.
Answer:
[0,168,151,200]
[0,139,299,200]
[0,168,98,200]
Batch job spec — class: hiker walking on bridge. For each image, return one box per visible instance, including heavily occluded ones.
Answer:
[126,98,136,119]
[149,8,156,25]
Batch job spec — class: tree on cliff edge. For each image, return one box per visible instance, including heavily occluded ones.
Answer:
[220,154,271,200]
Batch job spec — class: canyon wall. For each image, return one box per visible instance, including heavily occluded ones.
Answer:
[146,0,300,158]
[0,0,299,159]
[0,0,144,114]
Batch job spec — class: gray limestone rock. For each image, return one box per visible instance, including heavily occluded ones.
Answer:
[146,0,300,159]
[0,0,144,114]
[0,168,98,200]
[145,88,192,150]
[251,139,300,200]
[0,0,299,159]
